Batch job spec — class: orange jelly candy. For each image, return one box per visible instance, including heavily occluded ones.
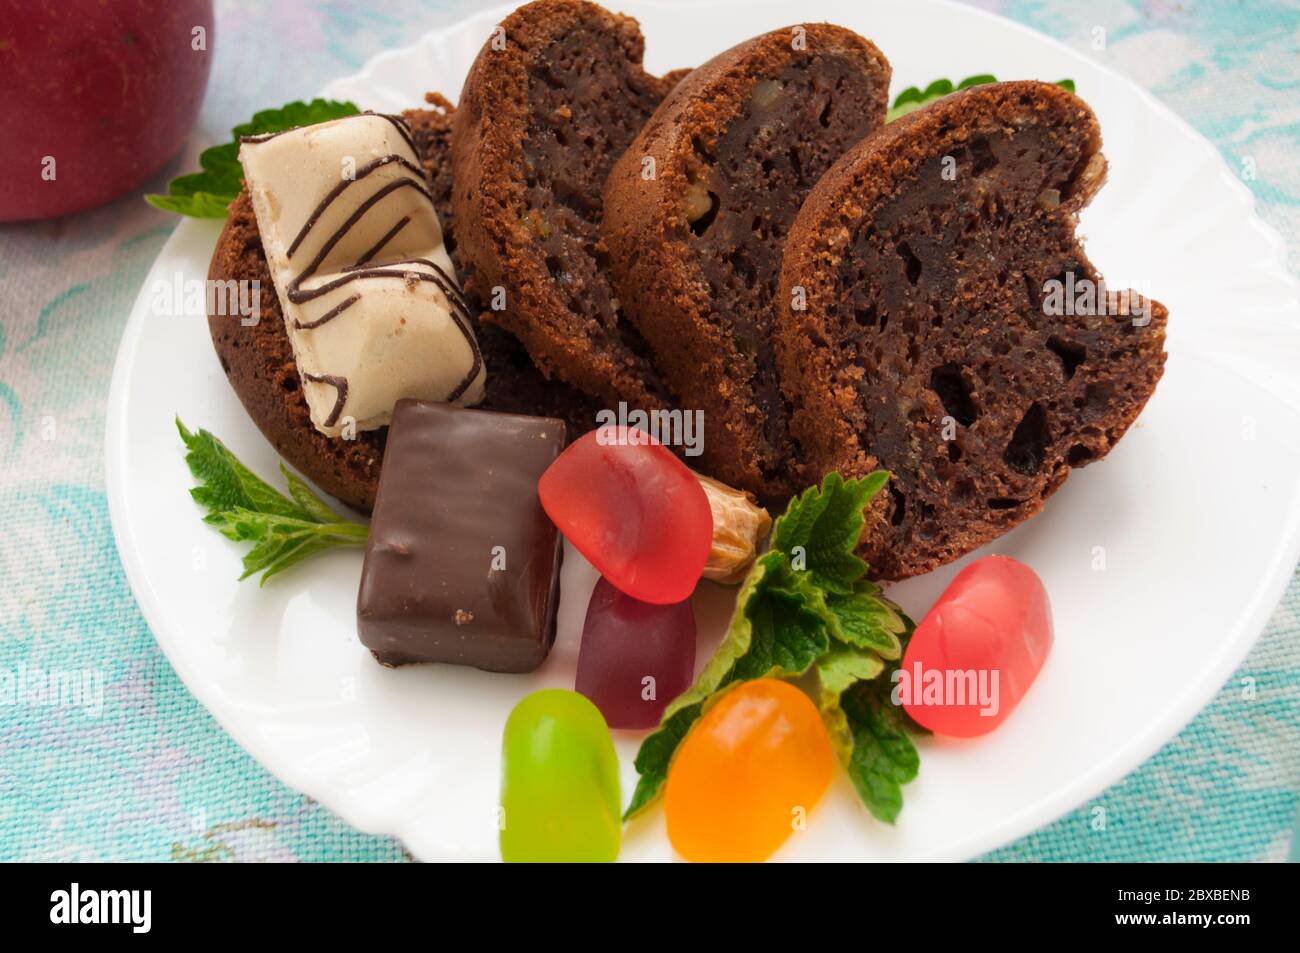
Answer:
[665,679,834,862]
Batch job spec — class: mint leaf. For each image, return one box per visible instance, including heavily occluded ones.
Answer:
[662,551,830,724]
[282,464,346,524]
[816,645,886,763]
[177,417,369,583]
[626,703,701,819]
[145,191,234,218]
[771,471,887,594]
[841,675,920,825]
[886,75,1076,122]
[824,580,908,659]
[732,578,832,680]
[835,612,923,825]
[887,75,990,121]
[818,645,886,698]
[230,99,361,140]
[921,78,954,99]
[177,418,307,522]
[205,508,367,585]
[815,586,916,785]
[146,98,360,218]
[668,551,784,714]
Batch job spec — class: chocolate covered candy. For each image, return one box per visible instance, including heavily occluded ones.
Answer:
[356,400,565,672]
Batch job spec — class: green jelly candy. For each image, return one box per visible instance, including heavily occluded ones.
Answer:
[500,689,621,862]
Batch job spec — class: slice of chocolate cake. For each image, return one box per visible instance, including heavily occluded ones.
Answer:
[602,24,891,500]
[208,100,601,514]
[777,80,1168,579]
[450,0,681,412]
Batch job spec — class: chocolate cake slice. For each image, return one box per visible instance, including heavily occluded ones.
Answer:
[776,81,1168,578]
[450,0,682,412]
[207,99,601,514]
[602,24,890,499]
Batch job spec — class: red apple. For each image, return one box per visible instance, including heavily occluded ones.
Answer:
[0,0,214,221]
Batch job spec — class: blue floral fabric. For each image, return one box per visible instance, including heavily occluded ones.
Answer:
[1,0,1296,861]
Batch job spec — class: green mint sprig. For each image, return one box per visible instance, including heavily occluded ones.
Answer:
[841,665,925,825]
[176,418,368,584]
[626,472,921,824]
[146,99,360,218]
[887,75,1076,122]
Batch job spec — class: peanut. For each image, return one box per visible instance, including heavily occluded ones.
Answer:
[695,472,772,584]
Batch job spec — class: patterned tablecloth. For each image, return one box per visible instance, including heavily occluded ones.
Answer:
[1,0,1296,862]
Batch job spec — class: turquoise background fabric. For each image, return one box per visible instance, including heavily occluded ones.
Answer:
[1,0,1296,862]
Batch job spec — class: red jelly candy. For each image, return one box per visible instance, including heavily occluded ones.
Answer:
[575,577,697,729]
[900,555,1053,737]
[537,427,712,604]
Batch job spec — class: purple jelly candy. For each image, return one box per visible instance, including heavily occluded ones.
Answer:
[575,576,697,729]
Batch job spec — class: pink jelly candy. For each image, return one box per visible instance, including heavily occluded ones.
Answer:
[900,555,1053,737]
[537,426,712,604]
[575,577,697,729]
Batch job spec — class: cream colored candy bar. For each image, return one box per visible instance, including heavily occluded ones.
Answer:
[239,113,485,437]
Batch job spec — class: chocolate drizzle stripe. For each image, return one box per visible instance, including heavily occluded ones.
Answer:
[295,293,361,330]
[443,307,484,404]
[354,215,411,268]
[285,154,428,259]
[239,130,288,144]
[302,372,349,427]
[418,257,483,402]
[291,265,456,302]
[370,112,420,159]
[359,257,475,315]
[296,261,484,400]
[287,178,434,295]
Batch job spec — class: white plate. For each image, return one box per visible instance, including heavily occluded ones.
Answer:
[106,0,1300,861]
